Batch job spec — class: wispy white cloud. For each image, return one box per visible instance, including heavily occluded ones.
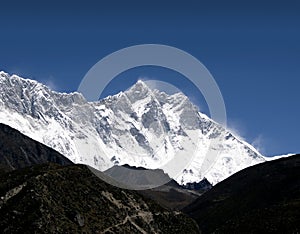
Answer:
[227,119,247,141]
[41,75,58,91]
[227,120,267,155]
[251,134,266,155]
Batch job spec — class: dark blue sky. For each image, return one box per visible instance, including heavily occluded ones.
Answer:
[0,0,299,156]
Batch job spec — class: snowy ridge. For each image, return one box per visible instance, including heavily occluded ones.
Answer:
[264,154,294,161]
[0,71,268,185]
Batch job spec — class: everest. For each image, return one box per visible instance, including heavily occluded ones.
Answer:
[0,71,266,185]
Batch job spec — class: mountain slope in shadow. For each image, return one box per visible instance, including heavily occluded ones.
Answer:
[105,164,211,210]
[0,123,72,172]
[183,154,300,233]
[0,164,199,233]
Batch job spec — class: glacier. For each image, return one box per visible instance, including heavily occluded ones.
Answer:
[0,71,267,185]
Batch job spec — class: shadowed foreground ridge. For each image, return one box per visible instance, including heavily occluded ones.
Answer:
[0,164,199,233]
[105,164,210,210]
[183,154,300,233]
[0,123,72,172]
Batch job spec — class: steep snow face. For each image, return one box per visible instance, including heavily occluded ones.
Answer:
[0,71,266,185]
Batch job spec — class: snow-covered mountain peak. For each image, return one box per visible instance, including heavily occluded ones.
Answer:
[151,88,188,107]
[1,71,39,87]
[124,79,154,104]
[135,79,149,88]
[0,71,8,77]
[0,72,268,185]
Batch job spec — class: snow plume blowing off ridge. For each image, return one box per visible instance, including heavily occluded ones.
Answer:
[0,71,268,185]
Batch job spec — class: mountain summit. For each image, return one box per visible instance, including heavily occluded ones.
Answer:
[0,72,266,185]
